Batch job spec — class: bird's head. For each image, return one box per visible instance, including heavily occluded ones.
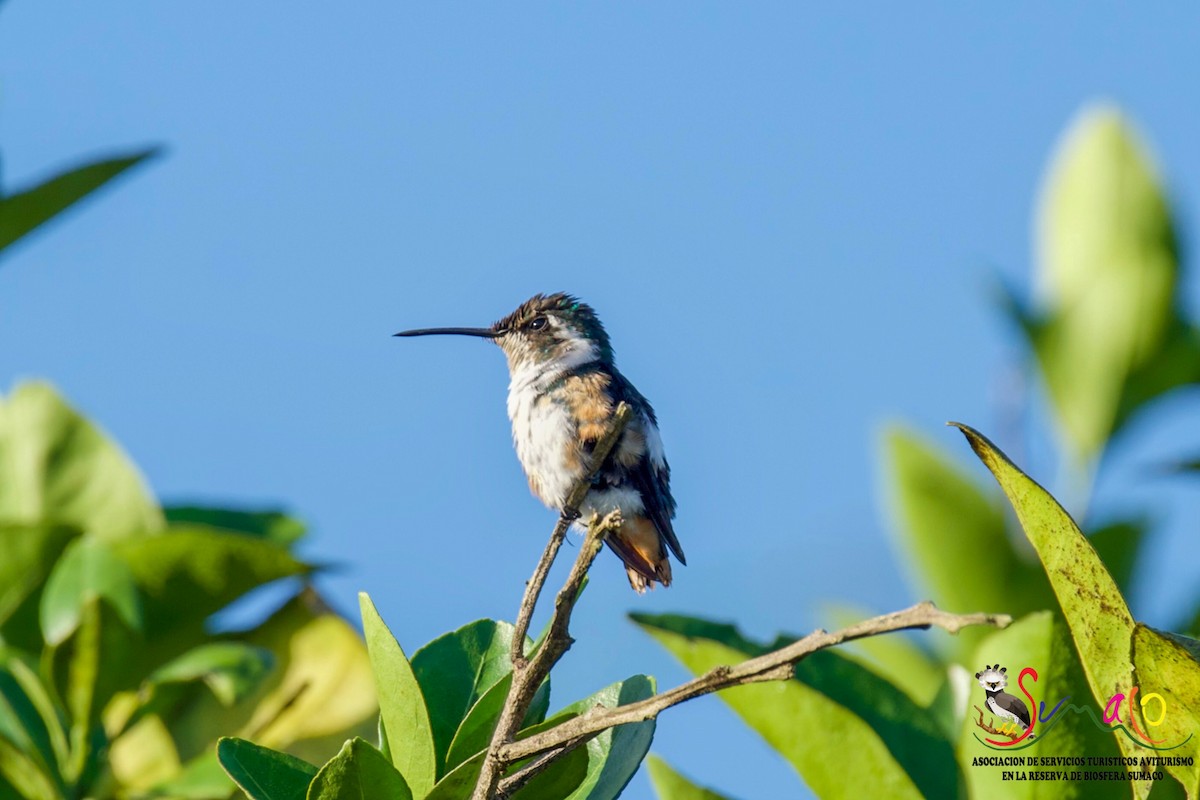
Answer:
[395,293,612,375]
[975,664,1009,692]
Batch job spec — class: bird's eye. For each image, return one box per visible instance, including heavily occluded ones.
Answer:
[529,316,548,331]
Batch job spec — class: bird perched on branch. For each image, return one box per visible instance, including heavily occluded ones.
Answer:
[976,664,1031,732]
[395,292,685,592]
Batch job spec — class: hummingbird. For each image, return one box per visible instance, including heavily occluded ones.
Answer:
[395,292,685,592]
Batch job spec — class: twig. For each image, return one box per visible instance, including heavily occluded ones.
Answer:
[472,404,634,800]
[497,602,1011,788]
[972,704,1024,740]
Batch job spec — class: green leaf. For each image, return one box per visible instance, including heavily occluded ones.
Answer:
[163,506,307,547]
[1087,518,1146,597]
[377,714,390,762]
[534,675,656,800]
[634,613,944,800]
[148,642,275,705]
[882,425,1054,654]
[960,612,1126,800]
[1115,320,1200,434]
[114,526,308,637]
[951,422,1152,797]
[0,525,78,642]
[443,672,550,774]
[800,651,962,799]
[1034,105,1180,460]
[423,750,484,800]
[0,148,159,257]
[0,382,164,540]
[110,527,307,693]
[64,598,129,786]
[424,746,588,800]
[170,590,376,763]
[0,736,58,800]
[0,664,63,793]
[1182,602,1200,640]
[359,593,436,797]
[217,737,317,800]
[820,603,942,707]
[411,618,521,769]
[646,754,735,800]
[0,658,67,773]
[1131,626,1200,794]
[150,750,236,800]
[40,538,142,646]
[306,737,413,800]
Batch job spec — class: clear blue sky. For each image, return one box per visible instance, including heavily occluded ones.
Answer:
[2,4,1199,797]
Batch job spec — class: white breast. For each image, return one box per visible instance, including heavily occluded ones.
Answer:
[507,383,577,508]
[987,697,1020,725]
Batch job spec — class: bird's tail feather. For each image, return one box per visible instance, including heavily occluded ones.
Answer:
[605,516,672,593]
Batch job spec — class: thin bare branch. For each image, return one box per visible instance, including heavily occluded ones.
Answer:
[498,602,1010,778]
[472,403,634,800]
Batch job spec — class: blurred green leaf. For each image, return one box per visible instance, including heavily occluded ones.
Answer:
[40,538,142,646]
[0,665,63,793]
[163,506,306,547]
[1156,456,1200,475]
[646,754,735,800]
[171,591,376,765]
[114,527,308,637]
[411,618,522,771]
[0,525,78,638]
[150,750,236,800]
[443,672,550,774]
[634,613,943,800]
[358,593,436,797]
[1115,320,1200,434]
[0,736,58,800]
[1087,519,1146,598]
[65,598,130,787]
[883,425,1054,654]
[0,148,158,257]
[1131,627,1200,793]
[952,422,1151,797]
[1183,603,1200,640]
[1033,105,1180,460]
[149,643,275,706]
[820,604,942,707]
[307,737,412,800]
[799,651,962,799]
[66,603,103,748]
[1,658,67,773]
[0,382,163,540]
[217,737,317,800]
[960,612,1125,800]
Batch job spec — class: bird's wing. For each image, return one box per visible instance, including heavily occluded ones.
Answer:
[629,446,686,565]
[607,371,686,565]
[998,694,1031,727]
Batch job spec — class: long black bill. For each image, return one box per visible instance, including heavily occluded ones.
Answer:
[393,326,503,338]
